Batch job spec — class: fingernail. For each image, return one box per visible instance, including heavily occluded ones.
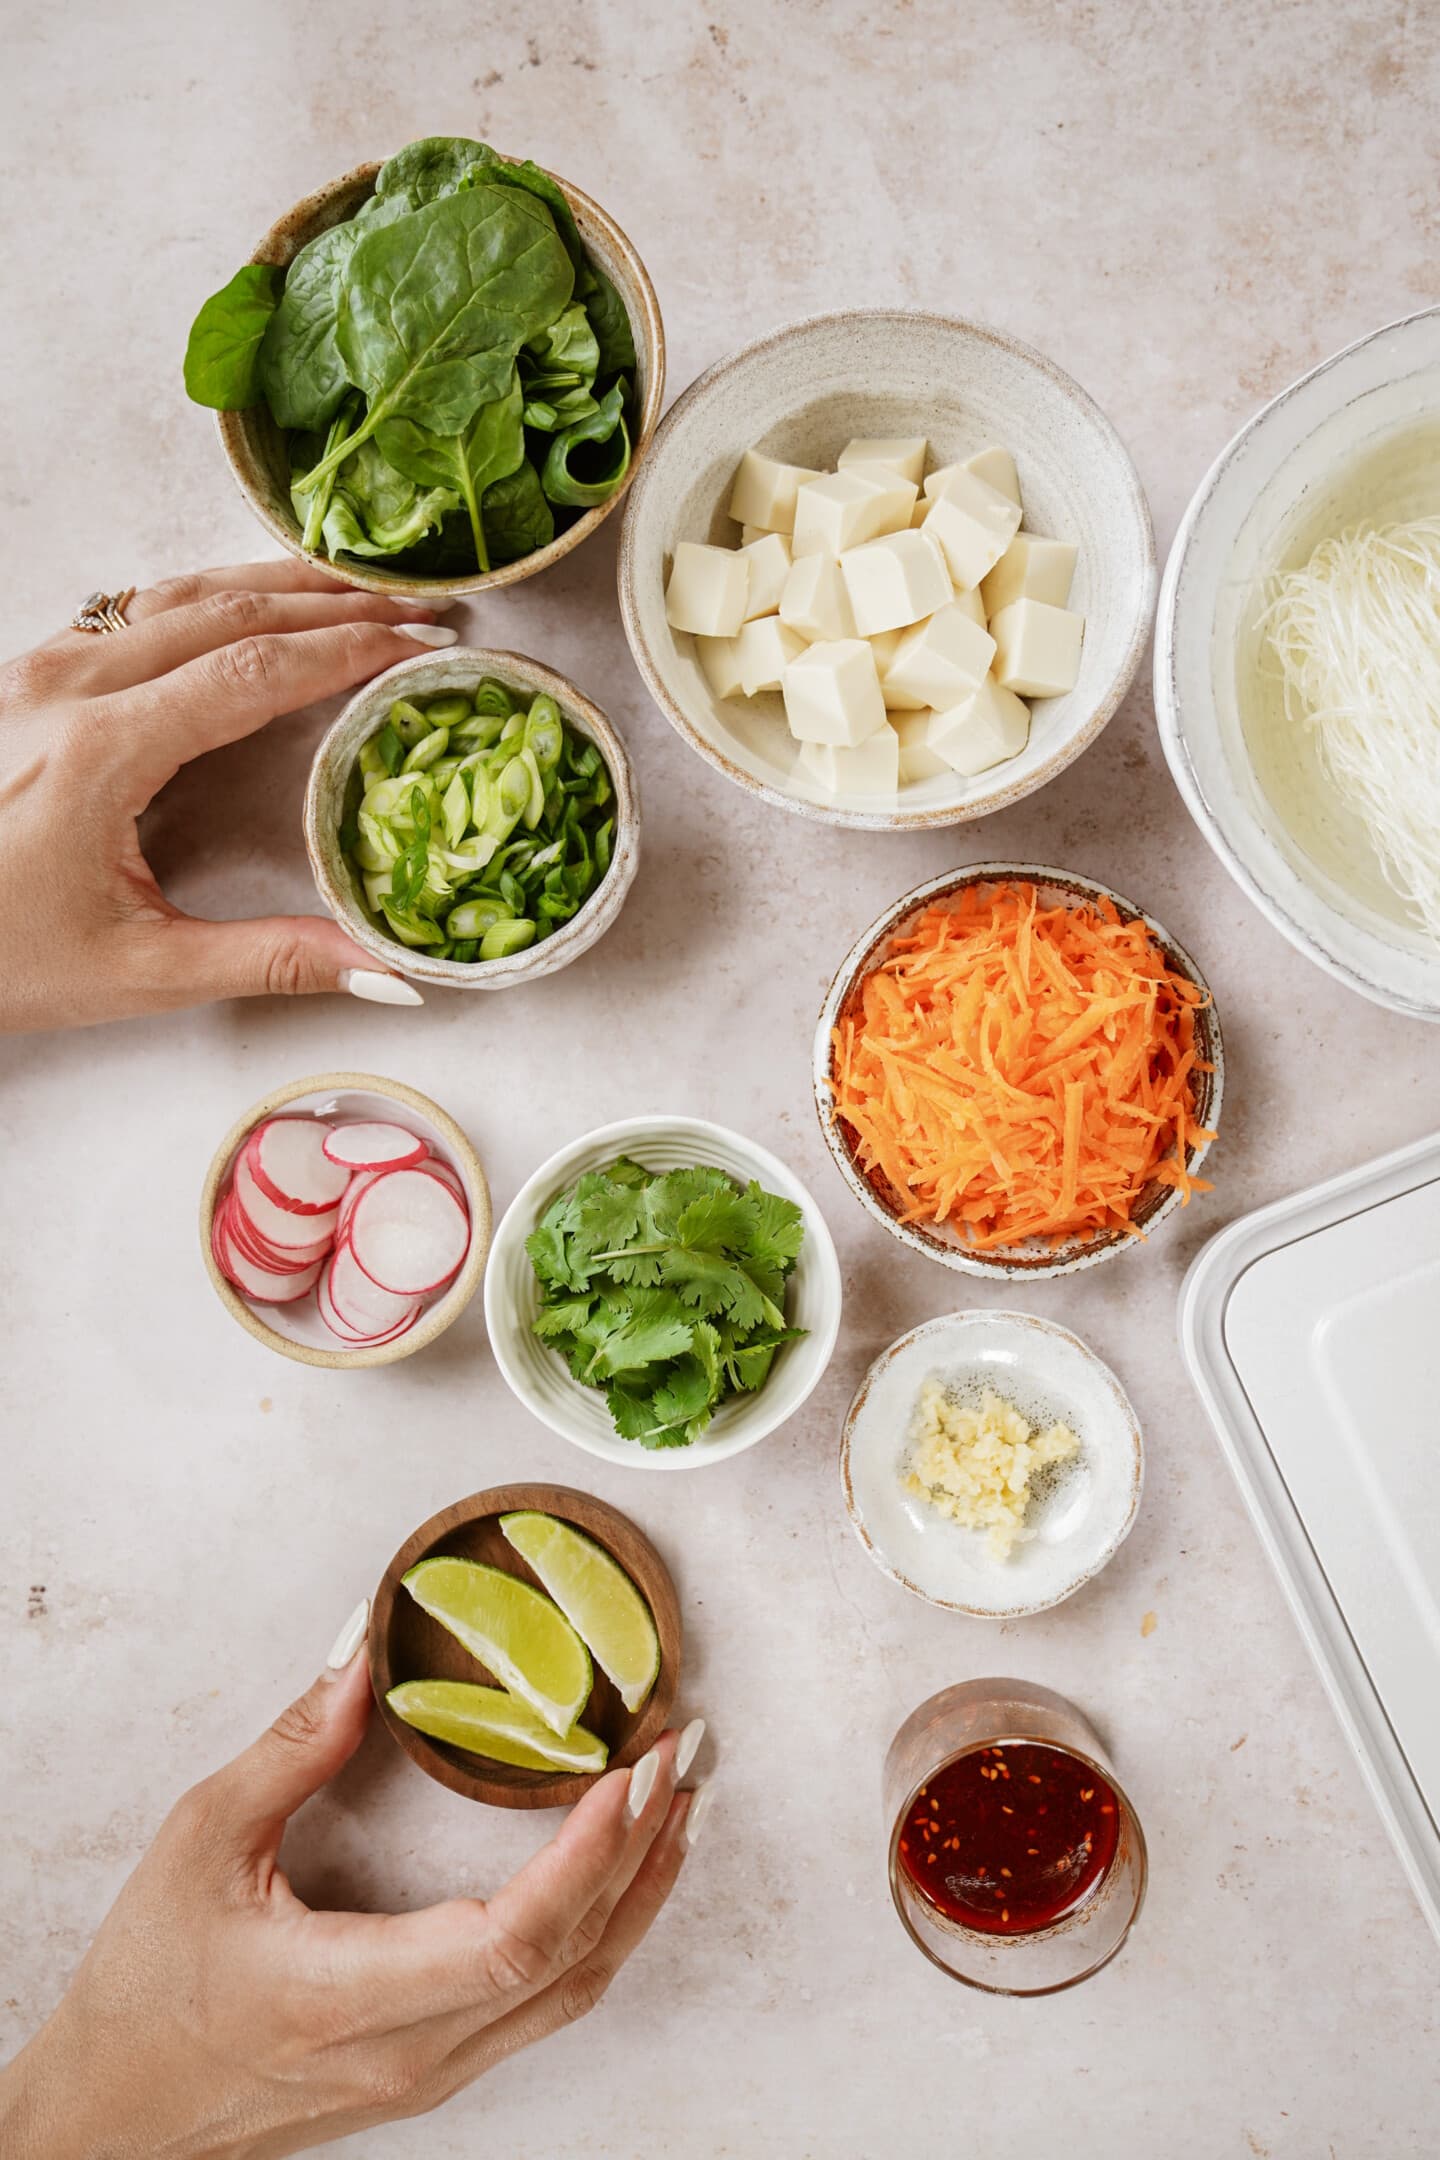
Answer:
[674,1717,706,1781]
[626,1745,661,1821]
[340,969,424,1007]
[392,622,458,647]
[685,1782,714,1849]
[326,1598,369,1671]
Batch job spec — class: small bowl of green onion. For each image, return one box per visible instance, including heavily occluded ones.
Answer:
[305,648,639,988]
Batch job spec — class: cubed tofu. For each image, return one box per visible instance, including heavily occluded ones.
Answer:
[796,723,901,798]
[893,709,951,783]
[738,531,793,619]
[882,603,997,709]
[924,470,1023,589]
[735,616,807,696]
[695,634,744,700]
[980,534,1077,617]
[727,450,823,535]
[792,470,918,558]
[909,494,932,528]
[990,598,1083,697]
[665,541,750,637]
[950,583,988,628]
[839,530,952,636]
[870,627,928,711]
[837,437,928,486]
[782,639,889,746]
[923,447,1022,507]
[928,677,1032,776]
[740,523,769,547]
[779,553,855,641]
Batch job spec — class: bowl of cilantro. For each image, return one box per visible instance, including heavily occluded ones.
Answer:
[484,1116,843,1467]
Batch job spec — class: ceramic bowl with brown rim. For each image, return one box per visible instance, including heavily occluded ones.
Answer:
[199,1071,490,1368]
[617,309,1154,831]
[216,156,664,598]
[370,1483,681,1808]
[305,648,639,991]
[813,863,1223,1278]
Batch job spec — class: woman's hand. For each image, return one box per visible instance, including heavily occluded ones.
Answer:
[0,560,460,1033]
[0,1603,706,2159]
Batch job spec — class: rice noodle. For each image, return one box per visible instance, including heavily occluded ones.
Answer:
[1263,517,1440,939]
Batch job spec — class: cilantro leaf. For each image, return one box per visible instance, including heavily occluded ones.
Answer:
[738,1181,806,1274]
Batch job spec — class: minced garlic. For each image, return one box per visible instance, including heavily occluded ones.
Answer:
[903,1380,1079,1560]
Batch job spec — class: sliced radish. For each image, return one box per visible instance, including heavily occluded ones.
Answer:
[217,1217,324,1304]
[226,1189,331,1272]
[348,1170,470,1296]
[329,1240,420,1335]
[322,1121,428,1172]
[337,1166,385,1235]
[235,1151,340,1249]
[247,1118,351,1214]
[317,1264,375,1341]
[416,1156,467,1208]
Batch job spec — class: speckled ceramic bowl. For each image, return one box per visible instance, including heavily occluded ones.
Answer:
[305,648,639,991]
[217,157,664,598]
[198,1072,491,1370]
[618,309,1154,830]
[813,864,1223,1278]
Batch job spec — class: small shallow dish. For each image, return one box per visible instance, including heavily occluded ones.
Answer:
[842,1311,1143,1616]
[305,647,639,991]
[198,1071,490,1368]
[814,863,1223,1278]
[485,1115,842,1469]
[618,308,1154,830]
[371,1483,681,1808]
[1157,306,1440,1020]
[217,157,664,598]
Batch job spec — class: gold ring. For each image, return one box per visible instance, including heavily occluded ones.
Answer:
[72,587,135,634]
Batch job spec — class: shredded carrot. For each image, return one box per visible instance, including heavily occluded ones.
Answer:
[830,882,1214,1250]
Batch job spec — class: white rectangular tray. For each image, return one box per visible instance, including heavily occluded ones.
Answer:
[1178,1131,1440,1941]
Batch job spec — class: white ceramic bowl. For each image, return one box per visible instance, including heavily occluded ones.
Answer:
[841,1311,1143,1616]
[618,308,1154,830]
[1156,306,1440,1020]
[484,1116,842,1469]
[813,863,1224,1278]
[305,648,639,991]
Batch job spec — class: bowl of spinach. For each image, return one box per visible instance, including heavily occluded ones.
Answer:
[185,138,664,594]
[305,648,640,989]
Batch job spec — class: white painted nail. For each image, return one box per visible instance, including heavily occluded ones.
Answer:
[326,1598,369,1671]
[392,622,458,647]
[340,969,424,1007]
[685,1782,714,1848]
[674,1717,706,1781]
[626,1745,661,1821]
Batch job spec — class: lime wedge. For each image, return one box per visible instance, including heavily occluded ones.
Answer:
[500,1511,660,1714]
[387,1679,608,1773]
[401,1557,592,1737]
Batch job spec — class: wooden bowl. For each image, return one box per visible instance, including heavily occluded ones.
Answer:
[217,156,665,598]
[370,1484,681,1808]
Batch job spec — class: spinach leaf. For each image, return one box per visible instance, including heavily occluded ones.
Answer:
[373,135,488,204]
[540,379,631,507]
[182,264,280,410]
[481,458,555,563]
[525,301,600,384]
[468,155,636,374]
[257,194,414,433]
[377,369,526,571]
[313,437,458,558]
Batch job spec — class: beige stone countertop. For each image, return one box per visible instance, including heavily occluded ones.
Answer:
[4,3,1439,2155]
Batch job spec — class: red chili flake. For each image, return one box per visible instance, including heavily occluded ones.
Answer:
[1028,1774,1042,1785]
[1001,1804,1014,1815]
[1001,1908,1010,1923]
[1100,1804,1114,1814]
[1000,1866,1012,1878]
[1080,1788,1094,1802]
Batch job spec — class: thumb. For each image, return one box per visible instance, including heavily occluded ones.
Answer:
[134,912,423,1010]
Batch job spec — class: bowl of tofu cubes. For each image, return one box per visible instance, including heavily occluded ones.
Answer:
[618,309,1155,828]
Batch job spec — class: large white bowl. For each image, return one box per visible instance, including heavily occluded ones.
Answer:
[1156,306,1440,1020]
[619,309,1154,831]
[484,1116,842,1469]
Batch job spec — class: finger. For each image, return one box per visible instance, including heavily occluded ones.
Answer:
[68,589,442,699]
[122,909,417,1012]
[129,560,370,620]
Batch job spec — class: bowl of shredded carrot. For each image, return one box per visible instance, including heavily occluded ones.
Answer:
[815,866,1222,1276]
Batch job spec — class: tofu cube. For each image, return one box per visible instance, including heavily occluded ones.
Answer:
[893,709,951,783]
[869,627,928,711]
[837,437,928,486]
[782,639,888,746]
[882,603,997,709]
[950,582,988,628]
[990,599,1083,697]
[797,724,901,798]
[695,634,744,701]
[980,533,1078,617]
[665,541,749,637]
[727,450,823,535]
[735,616,807,697]
[924,447,1022,507]
[739,531,793,619]
[792,470,918,558]
[839,530,952,636]
[909,494,932,528]
[740,523,768,547]
[779,552,855,642]
[924,470,1023,589]
[928,678,1032,776]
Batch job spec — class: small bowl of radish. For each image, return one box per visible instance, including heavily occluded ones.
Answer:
[200,1072,490,1368]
